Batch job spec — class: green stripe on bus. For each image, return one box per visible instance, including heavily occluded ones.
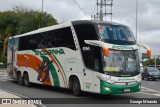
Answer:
[32,49,60,87]
[52,54,67,84]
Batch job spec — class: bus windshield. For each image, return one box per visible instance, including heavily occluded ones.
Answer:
[103,50,140,77]
[97,24,136,45]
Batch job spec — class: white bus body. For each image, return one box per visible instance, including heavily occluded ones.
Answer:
[7,20,151,95]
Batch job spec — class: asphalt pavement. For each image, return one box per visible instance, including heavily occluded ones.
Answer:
[0,68,36,107]
[0,69,160,107]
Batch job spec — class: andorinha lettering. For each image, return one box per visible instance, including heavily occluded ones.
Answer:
[118,78,135,81]
[112,45,134,50]
[35,49,65,56]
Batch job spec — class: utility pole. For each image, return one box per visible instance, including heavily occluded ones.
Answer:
[136,0,138,41]
[99,0,104,21]
[155,55,157,68]
[92,0,113,21]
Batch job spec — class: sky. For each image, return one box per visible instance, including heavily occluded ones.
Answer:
[0,0,160,58]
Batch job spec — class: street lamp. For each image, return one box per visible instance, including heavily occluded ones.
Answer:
[155,55,157,68]
[136,0,138,42]
[42,0,44,13]
[40,0,44,28]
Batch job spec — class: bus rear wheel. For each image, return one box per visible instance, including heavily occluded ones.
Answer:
[24,73,30,87]
[17,73,23,85]
[72,78,81,96]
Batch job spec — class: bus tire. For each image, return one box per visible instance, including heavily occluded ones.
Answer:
[24,73,30,87]
[17,73,23,85]
[72,77,81,96]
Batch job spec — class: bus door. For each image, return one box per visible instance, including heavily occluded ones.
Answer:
[7,38,17,78]
[73,23,101,92]
[81,46,94,91]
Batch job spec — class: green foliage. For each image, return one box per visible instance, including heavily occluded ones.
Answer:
[143,58,160,67]
[12,6,58,34]
[0,11,18,38]
[0,6,58,57]
[0,52,7,65]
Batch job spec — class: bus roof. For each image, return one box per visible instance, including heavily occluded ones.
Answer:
[10,20,127,39]
[72,20,125,26]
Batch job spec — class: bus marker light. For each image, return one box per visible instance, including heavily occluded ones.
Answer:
[104,87,111,91]
[147,50,151,58]
[138,85,141,89]
[103,48,109,56]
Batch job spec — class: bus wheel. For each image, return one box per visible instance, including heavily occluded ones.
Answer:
[24,73,30,87]
[17,73,23,85]
[72,78,81,96]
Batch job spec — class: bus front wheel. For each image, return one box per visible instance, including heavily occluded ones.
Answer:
[72,78,81,96]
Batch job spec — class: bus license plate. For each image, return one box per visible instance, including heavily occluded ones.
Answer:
[124,89,130,92]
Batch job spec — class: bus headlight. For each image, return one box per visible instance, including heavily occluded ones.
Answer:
[138,85,141,89]
[104,87,111,91]
[107,79,115,84]
[137,74,142,82]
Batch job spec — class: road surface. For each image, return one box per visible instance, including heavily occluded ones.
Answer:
[0,69,160,107]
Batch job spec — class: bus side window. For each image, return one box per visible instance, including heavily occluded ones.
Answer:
[19,36,29,50]
[60,27,76,50]
[47,27,76,50]
[19,27,76,50]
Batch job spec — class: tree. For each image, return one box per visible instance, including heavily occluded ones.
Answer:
[0,11,18,56]
[143,58,160,67]
[0,6,58,63]
[12,6,58,34]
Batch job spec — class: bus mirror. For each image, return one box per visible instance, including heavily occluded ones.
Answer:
[84,40,109,56]
[103,48,109,56]
[147,50,151,58]
[137,43,151,58]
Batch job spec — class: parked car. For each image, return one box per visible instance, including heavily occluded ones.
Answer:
[141,67,160,81]
[140,63,144,73]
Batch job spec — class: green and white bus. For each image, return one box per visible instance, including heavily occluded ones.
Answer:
[7,20,151,96]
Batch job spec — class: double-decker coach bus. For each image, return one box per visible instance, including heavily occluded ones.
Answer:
[7,20,151,96]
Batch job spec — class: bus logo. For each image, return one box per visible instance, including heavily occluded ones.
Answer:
[37,57,52,82]
[82,47,90,51]
[112,45,134,50]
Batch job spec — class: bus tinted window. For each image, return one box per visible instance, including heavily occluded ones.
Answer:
[28,34,41,49]
[74,24,102,72]
[47,27,76,50]
[19,27,76,50]
[98,25,136,45]
[19,36,29,50]
[74,24,98,45]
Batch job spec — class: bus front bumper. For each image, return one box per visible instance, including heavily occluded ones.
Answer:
[100,80,141,94]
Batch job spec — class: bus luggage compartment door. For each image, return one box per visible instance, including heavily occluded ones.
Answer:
[65,57,77,72]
